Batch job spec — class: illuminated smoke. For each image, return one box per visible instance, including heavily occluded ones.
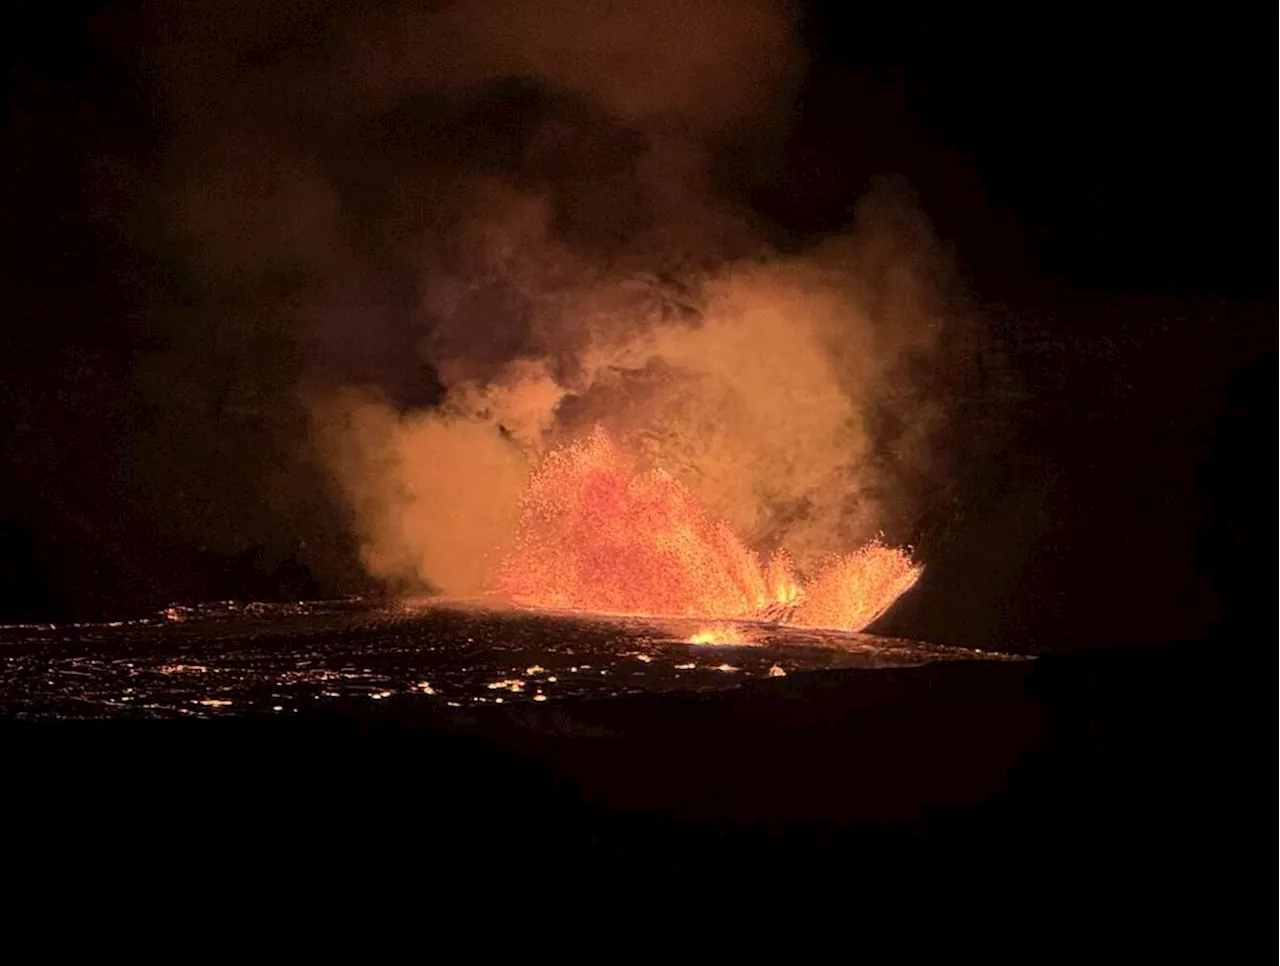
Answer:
[319,190,953,607]
[129,1,967,622]
[342,0,802,136]
[310,386,528,596]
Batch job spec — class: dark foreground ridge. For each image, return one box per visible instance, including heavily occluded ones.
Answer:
[6,624,1262,934]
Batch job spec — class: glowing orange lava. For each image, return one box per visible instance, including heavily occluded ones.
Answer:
[790,544,924,632]
[686,624,755,645]
[495,428,921,632]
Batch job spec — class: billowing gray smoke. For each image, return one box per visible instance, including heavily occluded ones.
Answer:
[126,0,971,596]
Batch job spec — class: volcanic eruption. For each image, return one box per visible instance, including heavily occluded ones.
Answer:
[495,427,921,630]
[313,203,950,635]
[131,0,963,628]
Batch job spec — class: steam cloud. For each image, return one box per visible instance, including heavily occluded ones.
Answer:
[126,0,972,597]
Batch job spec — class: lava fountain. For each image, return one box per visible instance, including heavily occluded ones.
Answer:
[495,429,921,631]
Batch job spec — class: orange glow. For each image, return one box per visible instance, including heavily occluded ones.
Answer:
[765,548,802,605]
[791,543,924,632]
[495,428,921,631]
[686,624,754,645]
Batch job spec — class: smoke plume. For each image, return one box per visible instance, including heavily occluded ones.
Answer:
[123,0,970,597]
[314,176,956,595]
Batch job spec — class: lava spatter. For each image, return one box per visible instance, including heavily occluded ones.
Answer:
[495,429,920,631]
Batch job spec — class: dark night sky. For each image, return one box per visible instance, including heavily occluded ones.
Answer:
[774,14,1274,298]
[1,5,1275,645]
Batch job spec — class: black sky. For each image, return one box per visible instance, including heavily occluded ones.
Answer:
[770,14,1275,298]
[2,5,1275,639]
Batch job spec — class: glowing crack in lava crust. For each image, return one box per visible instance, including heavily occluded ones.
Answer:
[495,429,921,631]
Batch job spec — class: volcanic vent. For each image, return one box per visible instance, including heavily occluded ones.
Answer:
[495,428,921,631]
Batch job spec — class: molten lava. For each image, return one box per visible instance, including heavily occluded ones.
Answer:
[687,624,755,645]
[495,428,921,632]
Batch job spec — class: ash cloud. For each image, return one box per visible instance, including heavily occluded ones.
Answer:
[341,0,802,136]
[120,0,974,596]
